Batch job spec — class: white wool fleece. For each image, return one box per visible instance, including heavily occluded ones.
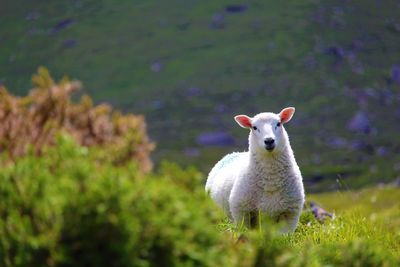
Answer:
[205,107,305,233]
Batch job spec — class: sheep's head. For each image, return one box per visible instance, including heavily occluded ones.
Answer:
[234,107,295,153]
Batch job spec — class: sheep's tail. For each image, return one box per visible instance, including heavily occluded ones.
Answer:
[205,170,216,193]
[205,152,241,193]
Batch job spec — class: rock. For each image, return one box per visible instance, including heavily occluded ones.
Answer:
[324,46,345,60]
[385,18,400,33]
[196,131,235,146]
[311,7,325,24]
[150,61,163,73]
[364,87,377,98]
[378,88,394,106]
[352,62,364,74]
[351,39,364,51]
[391,177,400,187]
[51,18,74,34]
[183,147,200,157]
[346,51,356,64]
[225,4,248,13]
[151,100,164,110]
[326,136,347,148]
[391,64,400,84]
[214,104,229,113]
[185,87,203,97]
[309,174,325,183]
[304,55,317,69]
[329,6,345,29]
[350,139,364,151]
[210,13,225,29]
[309,201,334,223]
[347,111,371,134]
[376,146,388,156]
[63,39,78,48]
[350,140,374,154]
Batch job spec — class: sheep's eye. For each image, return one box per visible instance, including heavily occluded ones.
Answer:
[276,122,281,127]
[252,126,257,130]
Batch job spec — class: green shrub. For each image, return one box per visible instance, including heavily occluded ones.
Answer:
[0,134,236,267]
[0,134,399,267]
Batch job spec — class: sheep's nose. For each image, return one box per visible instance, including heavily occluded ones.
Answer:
[264,138,275,151]
[264,138,275,146]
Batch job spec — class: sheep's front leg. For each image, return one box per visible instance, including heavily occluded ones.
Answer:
[229,181,251,227]
[277,210,301,233]
[230,196,257,228]
[230,206,256,228]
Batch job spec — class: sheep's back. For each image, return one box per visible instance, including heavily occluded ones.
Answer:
[205,152,248,211]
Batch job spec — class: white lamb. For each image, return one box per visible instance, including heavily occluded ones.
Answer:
[205,107,305,232]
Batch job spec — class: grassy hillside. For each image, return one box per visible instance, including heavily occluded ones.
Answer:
[268,186,400,264]
[2,0,400,190]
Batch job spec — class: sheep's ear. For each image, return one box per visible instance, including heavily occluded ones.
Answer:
[279,107,295,124]
[234,115,252,128]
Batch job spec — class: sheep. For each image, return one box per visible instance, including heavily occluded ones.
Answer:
[205,107,305,233]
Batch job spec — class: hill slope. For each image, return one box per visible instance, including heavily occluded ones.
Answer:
[1,0,400,190]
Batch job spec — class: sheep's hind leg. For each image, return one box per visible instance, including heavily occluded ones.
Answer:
[276,211,300,233]
[249,211,259,229]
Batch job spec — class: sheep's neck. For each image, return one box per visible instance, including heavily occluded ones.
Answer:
[249,142,295,182]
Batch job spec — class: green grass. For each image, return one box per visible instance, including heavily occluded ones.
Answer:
[219,186,400,266]
[298,187,400,250]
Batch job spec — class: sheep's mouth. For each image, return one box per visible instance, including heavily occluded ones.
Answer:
[264,145,275,151]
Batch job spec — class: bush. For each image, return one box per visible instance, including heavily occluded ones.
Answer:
[0,136,399,266]
[0,67,154,172]
[0,135,241,267]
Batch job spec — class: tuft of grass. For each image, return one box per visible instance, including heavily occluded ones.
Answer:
[217,187,400,266]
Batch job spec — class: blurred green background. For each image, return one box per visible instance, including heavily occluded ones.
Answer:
[2,0,400,191]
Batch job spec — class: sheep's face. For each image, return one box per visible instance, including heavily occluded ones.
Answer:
[234,107,295,153]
